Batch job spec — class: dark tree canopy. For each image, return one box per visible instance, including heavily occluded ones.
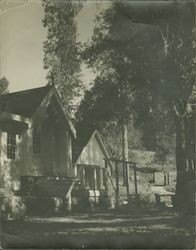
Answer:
[76,1,195,212]
[77,2,176,151]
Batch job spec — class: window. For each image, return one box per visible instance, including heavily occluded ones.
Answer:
[33,130,41,154]
[7,133,16,159]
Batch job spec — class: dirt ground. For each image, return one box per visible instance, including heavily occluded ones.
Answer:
[1,209,195,249]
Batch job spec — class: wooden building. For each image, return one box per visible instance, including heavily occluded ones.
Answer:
[0,85,115,215]
[72,130,115,210]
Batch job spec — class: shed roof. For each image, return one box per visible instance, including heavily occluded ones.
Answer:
[1,85,52,117]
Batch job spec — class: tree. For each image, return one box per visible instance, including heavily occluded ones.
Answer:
[0,77,9,94]
[116,0,195,213]
[78,3,170,156]
[77,1,195,212]
[42,0,83,105]
[80,5,144,159]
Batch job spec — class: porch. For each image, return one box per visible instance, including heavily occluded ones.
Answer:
[76,164,107,190]
[20,176,77,215]
[72,164,113,211]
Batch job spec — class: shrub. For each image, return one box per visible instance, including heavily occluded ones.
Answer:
[0,188,25,219]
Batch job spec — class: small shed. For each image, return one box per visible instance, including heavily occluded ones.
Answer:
[72,129,115,209]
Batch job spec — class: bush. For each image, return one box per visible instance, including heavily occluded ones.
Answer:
[137,183,156,208]
[138,193,156,208]
[99,195,114,210]
[0,188,26,219]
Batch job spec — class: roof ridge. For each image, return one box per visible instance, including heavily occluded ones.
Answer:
[0,84,52,117]
[2,85,50,96]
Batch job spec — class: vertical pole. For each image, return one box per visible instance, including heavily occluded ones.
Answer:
[82,166,85,188]
[67,194,72,212]
[122,124,128,185]
[167,172,170,185]
[153,172,155,183]
[100,168,103,189]
[94,168,97,190]
[164,172,166,186]
[133,164,138,195]
[104,159,108,191]
[115,161,119,207]
[125,162,130,207]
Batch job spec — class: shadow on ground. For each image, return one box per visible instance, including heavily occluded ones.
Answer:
[1,209,195,249]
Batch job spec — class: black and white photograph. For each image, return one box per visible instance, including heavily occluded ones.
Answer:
[0,0,195,249]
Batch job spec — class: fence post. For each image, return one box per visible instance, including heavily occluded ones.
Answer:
[125,162,130,207]
[115,161,119,207]
[133,164,138,195]
[104,159,108,191]
[164,172,167,186]
[167,172,170,185]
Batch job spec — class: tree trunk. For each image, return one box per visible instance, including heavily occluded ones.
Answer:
[122,124,128,185]
[174,116,195,214]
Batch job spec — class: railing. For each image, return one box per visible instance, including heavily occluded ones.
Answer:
[104,158,138,207]
[20,176,77,198]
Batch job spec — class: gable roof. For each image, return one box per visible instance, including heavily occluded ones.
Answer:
[1,85,52,117]
[1,84,76,137]
[72,129,111,166]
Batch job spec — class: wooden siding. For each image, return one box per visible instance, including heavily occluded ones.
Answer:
[76,134,105,168]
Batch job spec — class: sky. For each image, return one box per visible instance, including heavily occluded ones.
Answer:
[0,0,101,92]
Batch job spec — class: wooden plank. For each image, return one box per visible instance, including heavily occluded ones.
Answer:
[65,180,75,199]
[0,111,29,124]
[65,179,76,212]
[104,157,136,166]
[77,163,101,168]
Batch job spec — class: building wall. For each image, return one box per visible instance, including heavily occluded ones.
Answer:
[77,135,105,167]
[22,126,44,176]
[0,129,23,190]
[76,134,115,204]
[0,120,73,191]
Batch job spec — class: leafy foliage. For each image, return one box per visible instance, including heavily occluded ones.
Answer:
[0,77,9,94]
[0,188,25,219]
[76,3,176,152]
[42,0,83,104]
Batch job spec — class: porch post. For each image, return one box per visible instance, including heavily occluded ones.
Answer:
[164,172,167,186]
[67,194,72,212]
[82,166,85,188]
[100,168,104,189]
[104,159,108,190]
[65,179,76,212]
[153,172,155,183]
[125,162,130,207]
[115,161,119,207]
[94,168,97,189]
[133,163,138,195]
[167,172,170,185]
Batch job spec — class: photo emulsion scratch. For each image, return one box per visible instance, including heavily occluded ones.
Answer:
[0,0,195,249]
